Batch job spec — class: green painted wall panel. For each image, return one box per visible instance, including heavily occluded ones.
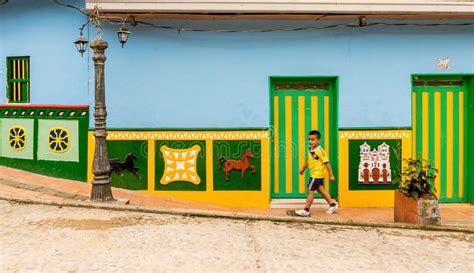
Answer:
[155,140,206,191]
[0,107,89,182]
[213,140,262,191]
[107,140,148,190]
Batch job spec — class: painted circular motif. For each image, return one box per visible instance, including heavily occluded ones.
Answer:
[9,126,26,151]
[49,127,70,153]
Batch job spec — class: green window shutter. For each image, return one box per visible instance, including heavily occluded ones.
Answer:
[6,56,30,103]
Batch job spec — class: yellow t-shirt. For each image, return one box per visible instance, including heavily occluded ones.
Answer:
[308,146,329,178]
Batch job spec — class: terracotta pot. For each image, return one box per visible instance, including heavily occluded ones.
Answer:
[394,190,419,223]
[394,190,441,225]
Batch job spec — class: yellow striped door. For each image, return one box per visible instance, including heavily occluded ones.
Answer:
[271,79,337,198]
[413,78,466,202]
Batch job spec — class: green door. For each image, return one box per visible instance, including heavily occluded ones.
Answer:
[270,77,338,199]
[412,76,469,202]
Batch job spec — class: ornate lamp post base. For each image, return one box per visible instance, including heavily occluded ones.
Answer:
[90,38,114,202]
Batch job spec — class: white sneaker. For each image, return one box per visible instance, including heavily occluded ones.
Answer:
[326,202,339,214]
[295,209,310,217]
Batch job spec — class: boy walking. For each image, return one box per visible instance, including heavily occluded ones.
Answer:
[295,130,338,217]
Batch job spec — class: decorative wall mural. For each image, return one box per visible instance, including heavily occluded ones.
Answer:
[0,106,89,182]
[1,118,34,160]
[9,126,26,151]
[213,140,261,191]
[38,119,79,162]
[109,152,141,180]
[348,139,401,191]
[49,127,70,153]
[358,142,391,184]
[106,140,148,190]
[160,145,201,185]
[219,149,256,181]
[154,140,206,191]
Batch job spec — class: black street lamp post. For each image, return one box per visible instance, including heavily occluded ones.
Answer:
[74,16,130,201]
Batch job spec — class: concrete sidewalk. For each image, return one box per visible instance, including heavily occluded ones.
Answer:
[1,166,472,229]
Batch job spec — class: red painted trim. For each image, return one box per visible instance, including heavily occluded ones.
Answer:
[0,104,89,109]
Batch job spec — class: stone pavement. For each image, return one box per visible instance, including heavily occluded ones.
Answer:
[1,200,473,273]
[0,166,473,228]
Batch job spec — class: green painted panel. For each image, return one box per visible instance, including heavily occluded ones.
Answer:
[348,139,400,191]
[440,91,447,200]
[452,91,459,199]
[413,79,469,203]
[416,90,423,158]
[213,140,262,191]
[37,119,79,162]
[0,107,89,182]
[291,96,299,195]
[1,118,34,159]
[270,77,338,199]
[467,77,474,204]
[107,140,148,191]
[276,94,286,197]
[155,140,206,191]
[428,92,435,167]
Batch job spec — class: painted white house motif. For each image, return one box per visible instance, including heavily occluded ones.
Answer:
[358,142,391,184]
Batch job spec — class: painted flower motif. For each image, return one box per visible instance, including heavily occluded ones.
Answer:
[49,127,70,153]
[9,126,26,151]
[160,145,201,185]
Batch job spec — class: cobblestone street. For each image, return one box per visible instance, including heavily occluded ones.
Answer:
[0,200,473,273]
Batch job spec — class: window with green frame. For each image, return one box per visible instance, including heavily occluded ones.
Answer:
[6,56,30,103]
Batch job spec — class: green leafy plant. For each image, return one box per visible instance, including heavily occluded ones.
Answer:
[395,158,438,199]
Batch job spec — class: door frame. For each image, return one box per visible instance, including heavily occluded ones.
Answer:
[411,73,474,203]
[269,76,339,199]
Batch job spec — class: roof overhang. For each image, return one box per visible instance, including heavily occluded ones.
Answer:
[85,0,474,19]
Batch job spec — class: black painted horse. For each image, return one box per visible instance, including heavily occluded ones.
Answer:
[109,153,142,180]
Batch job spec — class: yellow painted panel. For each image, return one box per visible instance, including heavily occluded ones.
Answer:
[434,92,441,198]
[459,92,464,198]
[285,96,293,193]
[88,130,271,208]
[298,96,306,193]
[311,96,318,130]
[412,92,416,157]
[87,131,94,183]
[147,140,156,192]
[18,82,21,102]
[324,96,330,189]
[422,92,429,160]
[273,96,280,194]
[446,92,453,198]
[22,59,25,79]
[338,130,412,208]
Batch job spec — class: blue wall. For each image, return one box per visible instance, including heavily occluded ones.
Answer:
[0,0,89,106]
[2,1,474,128]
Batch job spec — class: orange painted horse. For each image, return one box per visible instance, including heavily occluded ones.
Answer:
[219,150,256,181]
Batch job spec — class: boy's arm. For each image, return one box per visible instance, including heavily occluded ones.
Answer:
[299,161,308,175]
[325,162,336,181]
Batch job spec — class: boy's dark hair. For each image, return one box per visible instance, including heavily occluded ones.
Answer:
[308,130,321,139]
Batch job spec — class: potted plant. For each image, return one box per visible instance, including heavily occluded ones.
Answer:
[393,158,441,225]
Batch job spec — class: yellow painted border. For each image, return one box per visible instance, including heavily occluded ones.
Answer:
[338,130,412,208]
[87,130,270,208]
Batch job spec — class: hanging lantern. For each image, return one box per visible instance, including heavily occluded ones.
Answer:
[74,32,89,56]
[117,25,131,48]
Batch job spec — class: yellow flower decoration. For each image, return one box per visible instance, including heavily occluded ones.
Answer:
[49,127,70,153]
[9,126,26,151]
[160,145,201,185]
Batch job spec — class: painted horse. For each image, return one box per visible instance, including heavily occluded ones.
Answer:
[219,150,256,181]
[109,152,142,180]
